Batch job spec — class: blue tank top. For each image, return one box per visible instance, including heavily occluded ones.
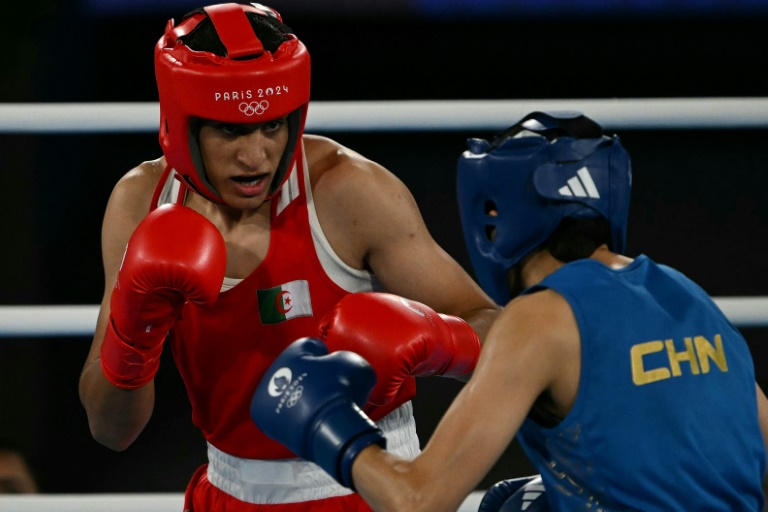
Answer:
[517,255,766,511]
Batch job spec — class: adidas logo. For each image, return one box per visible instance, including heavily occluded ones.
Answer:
[520,480,546,510]
[558,166,600,199]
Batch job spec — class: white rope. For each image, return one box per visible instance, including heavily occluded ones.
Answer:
[0,491,484,511]
[3,97,768,133]
[0,305,99,337]
[714,297,768,328]
[0,297,765,337]
[0,494,183,512]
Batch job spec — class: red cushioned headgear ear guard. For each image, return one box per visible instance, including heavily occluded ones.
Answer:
[155,3,310,204]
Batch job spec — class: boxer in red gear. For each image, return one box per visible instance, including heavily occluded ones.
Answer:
[78,3,499,511]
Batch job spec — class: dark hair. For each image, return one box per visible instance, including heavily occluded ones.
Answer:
[542,217,612,263]
[179,8,294,56]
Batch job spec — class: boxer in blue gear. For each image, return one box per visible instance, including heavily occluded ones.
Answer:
[251,111,768,512]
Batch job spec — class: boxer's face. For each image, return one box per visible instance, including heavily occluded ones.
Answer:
[198,116,290,208]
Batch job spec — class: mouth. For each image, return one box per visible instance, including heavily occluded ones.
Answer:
[231,174,267,186]
[230,173,270,196]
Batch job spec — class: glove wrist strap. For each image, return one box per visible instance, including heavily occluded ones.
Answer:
[100,319,163,389]
[311,402,386,490]
[438,314,481,377]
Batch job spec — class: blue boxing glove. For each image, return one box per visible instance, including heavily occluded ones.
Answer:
[478,475,549,512]
[250,337,386,490]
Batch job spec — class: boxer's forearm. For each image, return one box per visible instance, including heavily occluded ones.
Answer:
[352,446,468,512]
[79,359,155,451]
[352,446,414,512]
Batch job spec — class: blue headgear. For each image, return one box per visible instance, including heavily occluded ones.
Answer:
[457,111,632,305]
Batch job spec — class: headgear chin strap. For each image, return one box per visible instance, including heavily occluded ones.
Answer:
[155,3,311,204]
[457,111,632,306]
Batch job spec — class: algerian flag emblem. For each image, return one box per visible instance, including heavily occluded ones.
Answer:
[257,280,313,324]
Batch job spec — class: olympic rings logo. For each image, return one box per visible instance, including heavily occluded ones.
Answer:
[285,386,303,408]
[239,100,270,116]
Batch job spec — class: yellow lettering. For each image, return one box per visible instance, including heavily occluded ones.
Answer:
[665,338,700,376]
[631,333,729,386]
[694,334,728,373]
[631,341,670,385]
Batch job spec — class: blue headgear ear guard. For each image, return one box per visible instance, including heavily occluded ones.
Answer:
[457,111,632,305]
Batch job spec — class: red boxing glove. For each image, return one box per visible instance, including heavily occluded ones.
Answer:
[318,292,481,407]
[100,204,226,389]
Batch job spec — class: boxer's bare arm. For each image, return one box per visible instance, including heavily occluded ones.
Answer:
[79,159,164,451]
[351,290,578,511]
[307,135,499,343]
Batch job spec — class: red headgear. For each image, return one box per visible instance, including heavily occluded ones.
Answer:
[155,3,311,204]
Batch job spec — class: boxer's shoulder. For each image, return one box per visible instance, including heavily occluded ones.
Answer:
[112,157,165,208]
[304,134,389,189]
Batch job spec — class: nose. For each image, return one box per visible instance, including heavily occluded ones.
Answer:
[235,131,269,170]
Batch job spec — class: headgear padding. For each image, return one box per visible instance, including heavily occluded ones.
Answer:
[155,3,310,204]
[457,111,632,305]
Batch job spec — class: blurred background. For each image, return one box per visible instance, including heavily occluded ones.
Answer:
[1,0,767,496]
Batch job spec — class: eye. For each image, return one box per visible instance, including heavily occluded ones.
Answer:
[262,118,286,133]
[217,123,246,136]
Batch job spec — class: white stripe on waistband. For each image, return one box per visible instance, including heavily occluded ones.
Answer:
[207,401,420,504]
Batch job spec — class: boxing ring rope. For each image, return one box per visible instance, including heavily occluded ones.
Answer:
[3,97,768,133]
[0,492,486,512]
[0,98,766,510]
[0,296,765,338]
